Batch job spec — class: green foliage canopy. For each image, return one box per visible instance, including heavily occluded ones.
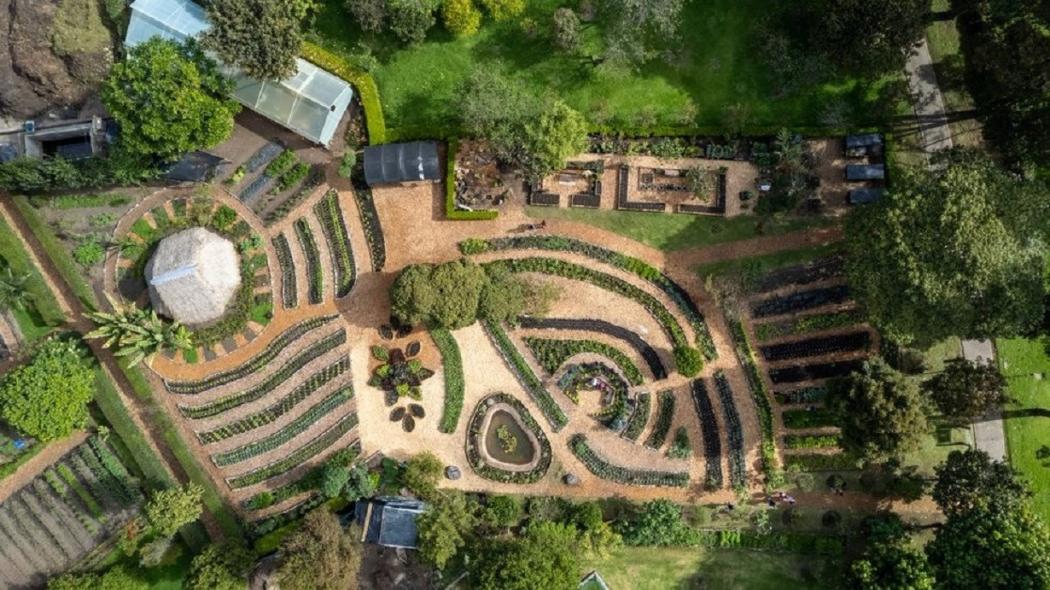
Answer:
[472,521,580,590]
[204,0,317,80]
[401,451,443,499]
[185,544,252,590]
[923,358,1007,424]
[417,491,477,569]
[144,484,204,538]
[0,339,94,441]
[277,509,362,590]
[932,449,1027,519]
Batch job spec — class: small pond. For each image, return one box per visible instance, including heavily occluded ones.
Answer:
[483,410,535,465]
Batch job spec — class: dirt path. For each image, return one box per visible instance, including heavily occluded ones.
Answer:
[0,431,88,505]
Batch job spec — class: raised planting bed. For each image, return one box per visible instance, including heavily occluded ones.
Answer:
[644,390,675,449]
[314,190,356,297]
[245,142,284,173]
[461,235,715,360]
[483,257,702,376]
[570,192,601,208]
[782,408,838,429]
[293,218,323,305]
[482,320,567,431]
[241,444,360,511]
[750,285,852,319]
[529,192,560,207]
[784,434,840,449]
[524,337,644,385]
[431,328,464,434]
[263,166,324,227]
[768,359,865,385]
[690,380,724,488]
[713,373,747,487]
[753,309,865,342]
[622,392,651,442]
[752,255,845,294]
[726,317,778,483]
[166,315,337,393]
[212,388,354,466]
[517,317,667,379]
[353,189,386,272]
[569,434,688,487]
[227,412,359,489]
[782,452,860,472]
[272,233,298,309]
[774,386,828,405]
[759,331,871,362]
[464,393,552,484]
[615,165,667,212]
[198,357,351,443]
[180,330,347,419]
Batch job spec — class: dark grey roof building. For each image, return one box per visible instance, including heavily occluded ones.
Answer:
[846,164,885,181]
[848,187,886,204]
[355,496,426,549]
[164,151,227,183]
[845,133,883,149]
[363,142,440,186]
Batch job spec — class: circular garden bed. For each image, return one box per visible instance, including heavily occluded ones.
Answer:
[465,393,551,484]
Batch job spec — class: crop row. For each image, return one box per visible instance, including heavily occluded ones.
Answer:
[58,459,106,520]
[314,190,356,298]
[251,494,327,538]
[228,412,359,489]
[465,393,552,484]
[753,309,864,342]
[242,444,360,511]
[713,373,747,487]
[76,444,135,507]
[431,328,464,434]
[33,478,99,538]
[621,392,651,441]
[180,330,347,419]
[774,386,828,405]
[644,390,676,449]
[263,166,324,226]
[769,359,865,385]
[272,233,298,309]
[784,434,840,449]
[482,320,567,431]
[759,331,870,362]
[294,218,323,305]
[726,318,778,484]
[213,388,354,467]
[782,408,838,429]
[462,236,716,360]
[87,437,144,505]
[41,469,101,537]
[750,285,852,319]
[198,356,351,443]
[484,257,701,377]
[782,452,860,472]
[352,189,386,272]
[517,317,667,379]
[166,315,338,393]
[524,337,644,385]
[570,434,689,487]
[690,380,724,488]
[6,492,70,564]
[752,256,845,294]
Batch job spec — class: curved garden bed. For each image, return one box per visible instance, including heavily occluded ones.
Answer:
[569,433,689,487]
[465,393,552,484]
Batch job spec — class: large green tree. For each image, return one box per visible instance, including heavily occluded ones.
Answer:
[48,566,147,590]
[417,491,477,569]
[144,484,204,538]
[101,38,237,161]
[827,360,929,463]
[923,358,1007,424]
[185,544,252,590]
[472,521,580,590]
[600,0,684,67]
[617,499,698,546]
[204,0,317,80]
[0,339,94,441]
[932,449,1027,519]
[849,536,934,590]
[815,0,930,76]
[845,151,1048,344]
[401,451,443,499]
[276,509,362,590]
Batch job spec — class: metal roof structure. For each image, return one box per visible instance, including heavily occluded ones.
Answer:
[165,151,227,183]
[146,228,241,326]
[846,164,886,181]
[363,142,441,186]
[126,0,353,146]
[848,187,886,204]
[846,133,883,149]
[355,497,426,549]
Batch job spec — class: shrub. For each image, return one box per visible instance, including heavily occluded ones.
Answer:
[432,328,465,433]
[338,151,357,178]
[73,238,105,266]
[442,0,481,36]
[0,339,93,441]
[667,427,692,459]
[479,0,524,21]
[551,8,580,52]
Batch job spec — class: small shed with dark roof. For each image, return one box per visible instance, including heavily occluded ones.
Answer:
[355,497,426,549]
[846,134,883,149]
[848,188,886,205]
[846,164,885,181]
[363,142,440,186]
[165,151,227,183]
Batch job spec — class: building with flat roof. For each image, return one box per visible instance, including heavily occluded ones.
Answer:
[355,497,426,549]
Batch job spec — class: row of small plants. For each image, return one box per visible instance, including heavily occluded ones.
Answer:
[524,337,644,386]
[24,479,98,558]
[228,412,359,489]
[461,236,716,360]
[76,443,138,507]
[690,380,724,488]
[483,257,702,377]
[198,357,351,443]
[783,434,840,449]
[782,408,838,429]
[569,434,689,487]
[482,320,567,431]
[465,393,552,484]
[6,487,76,561]
[63,455,115,517]
[759,331,871,362]
[773,386,828,405]
[352,189,386,272]
[180,330,347,419]
[293,218,324,305]
[753,309,865,342]
[431,328,464,434]
[517,317,668,379]
[783,452,859,472]
[727,317,780,487]
[750,285,852,319]
[621,392,651,442]
[242,444,360,511]
[167,315,337,393]
[272,233,298,309]
[212,388,354,467]
[713,373,747,487]
[666,427,692,459]
[33,478,99,536]
[644,390,675,449]
[50,465,104,521]
[263,167,325,227]
[314,190,356,297]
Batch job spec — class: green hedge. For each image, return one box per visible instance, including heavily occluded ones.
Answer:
[431,328,464,433]
[784,453,861,472]
[782,408,838,430]
[13,195,98,310]
[523,337,644,385]
[445,138,498,220]
[300,42,386,145]
[783,434,840,449]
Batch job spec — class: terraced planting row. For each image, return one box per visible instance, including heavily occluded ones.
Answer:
[751,256,845,294]
[750,285,852,319]
[759,331,871,362]
[621,391,651,442]
[352,189,386,272]
[314,190,356,297]
[645,390,676,449]
[713,373,747,487]
[431,328,465,434]
[524,337,645,385]
[294,218,324,305]
[569,434,689,487]
[483,320,568,430]
[517,317,668,379]
[167,315,338,393]
[753,309,865,342]
[272,233,298,309]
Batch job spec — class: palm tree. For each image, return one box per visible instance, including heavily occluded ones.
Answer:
[86,295,193,367]
[0,267,33,312]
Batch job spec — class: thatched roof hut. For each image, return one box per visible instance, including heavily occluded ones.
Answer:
[146,227,241,326]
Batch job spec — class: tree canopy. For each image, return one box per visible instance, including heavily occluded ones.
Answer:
[144,484,204,538]
[48,566,147,590]
[417,491,477,569]
[204,0,317,80]
[848,536,934,590]
[401,451,444,499]
[600,0,684,67]
[815,0,930,76]
[101,38,237,162]
[277,509,362,590]
[185,543,252,590]
[472,521,581,590]
[932,449,1027,519]
[0,339,94,441]
[923,358,1006,424]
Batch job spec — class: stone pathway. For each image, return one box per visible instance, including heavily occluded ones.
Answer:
[962,339,1006,461]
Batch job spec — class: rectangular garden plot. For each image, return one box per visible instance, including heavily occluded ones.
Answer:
[749,285,852,319]
[768,359,865,385]
[759,331,871,362]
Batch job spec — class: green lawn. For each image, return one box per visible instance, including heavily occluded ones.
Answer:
[0,214,65,341]
[924,0,982,147]
[311,0,891,135]
[582,546,831,590]
[997,337,1050,524]
[524,206,831,252]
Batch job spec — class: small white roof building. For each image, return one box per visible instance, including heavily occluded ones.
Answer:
[145,227,241,326]
[125,0,353,146]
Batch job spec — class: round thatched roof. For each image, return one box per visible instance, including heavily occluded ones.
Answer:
[145,227,241,326]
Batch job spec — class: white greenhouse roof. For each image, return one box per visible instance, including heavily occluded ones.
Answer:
[126,0,353,146]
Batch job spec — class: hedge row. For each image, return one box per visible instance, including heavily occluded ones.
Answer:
[272,233,298,309]
[783,434,840,449]
[483,257,701,377]
[782,408,838,430]
[300,42,386,144]
[524,337,644,386]
[228,412,359,489]
[726,318,779,487]
[569,434,689,487]
[464,393,552,484]
[352,189,386,272]
[645,390,675,449]
[293,218,323,305]
[314,190,356,298]
[621,392,651,442]
[431,328,464,434]
[446,139,498,220]
[482,320,567,431]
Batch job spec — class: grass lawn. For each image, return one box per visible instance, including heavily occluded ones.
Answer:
[582,546,830,590]
[0,214,65,341]
[997,337,1050,524]
[525,206,831,252]
[311,0,891,134]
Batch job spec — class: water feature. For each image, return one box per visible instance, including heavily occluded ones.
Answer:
[483,410,535,465]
